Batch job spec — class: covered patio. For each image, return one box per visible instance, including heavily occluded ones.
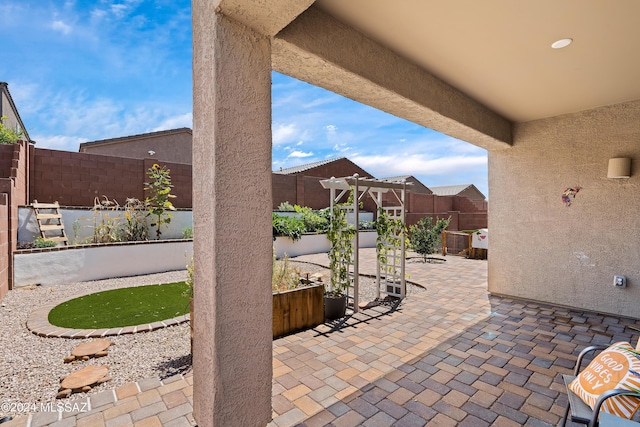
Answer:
[191,1,640,425]
[5,251,639,426]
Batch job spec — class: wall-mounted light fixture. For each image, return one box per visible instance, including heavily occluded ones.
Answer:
[607,157,631,179]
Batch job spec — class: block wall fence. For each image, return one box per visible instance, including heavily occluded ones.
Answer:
[29,147,193,208]
[0,143,486,299]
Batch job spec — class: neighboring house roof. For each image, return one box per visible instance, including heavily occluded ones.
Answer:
[0,82,31,142]
[379,175,432,194]
[430,184,486,200]
[79,128,192,151]
[273,157,347,175]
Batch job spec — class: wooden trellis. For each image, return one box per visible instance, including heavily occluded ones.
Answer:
[320,174,411,313]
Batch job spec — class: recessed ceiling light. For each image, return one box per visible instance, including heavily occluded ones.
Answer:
[551,38,573,49]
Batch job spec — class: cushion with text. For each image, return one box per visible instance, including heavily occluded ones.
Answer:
[568,342,640,419]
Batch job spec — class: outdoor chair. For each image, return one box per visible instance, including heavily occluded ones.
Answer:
[561,345,640,427]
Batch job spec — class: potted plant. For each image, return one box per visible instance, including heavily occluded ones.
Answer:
[325,204,355,320]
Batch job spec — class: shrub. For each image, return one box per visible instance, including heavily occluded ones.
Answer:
[34,237,57,248]
[359,220,376,230]
[409,216,451,262]
[119,198,149,242]
[0,116,23,145]
[294,205,329,233]
[182,227,193,239]
[272,213,305,242]
[87,196,122,243]
[277,201,295,212]
[272,253,301,292]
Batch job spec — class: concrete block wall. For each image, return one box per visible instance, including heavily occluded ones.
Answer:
[272,174,297,209]
[0,140,30,298]
[30,149,192,208]
[0,145,14,179]
[0,193,8,300]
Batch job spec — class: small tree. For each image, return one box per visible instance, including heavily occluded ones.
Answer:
[0,116,23,144]
[409,216,450,262]
[145,163,177,239]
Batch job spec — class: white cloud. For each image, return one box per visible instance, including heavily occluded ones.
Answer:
[110,4,129,18]
[273,123,297,145]
[32,134,87,151]
[151,112,192,131]
[351,154,487,178]
[288,150,313,158]
[51,20,72,34]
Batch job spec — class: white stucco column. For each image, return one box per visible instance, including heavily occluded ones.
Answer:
[192,3,273,426]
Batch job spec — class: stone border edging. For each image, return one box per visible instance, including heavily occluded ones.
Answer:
[27,297,189,339]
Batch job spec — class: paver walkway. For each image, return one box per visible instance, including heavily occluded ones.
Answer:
[4,249,640,426]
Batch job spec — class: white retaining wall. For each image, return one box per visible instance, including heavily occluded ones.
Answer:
[14,241,193,287]
[274,231,377,258]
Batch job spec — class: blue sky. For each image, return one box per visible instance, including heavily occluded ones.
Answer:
[0,0,488,196]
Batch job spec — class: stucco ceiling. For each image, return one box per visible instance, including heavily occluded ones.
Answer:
[314,0,640,123]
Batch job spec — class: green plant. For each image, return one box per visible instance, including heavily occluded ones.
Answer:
[272,213,305,242]
[277,201,295,212]
[34,237,57,248]
[359,220,376,230]
[409,216,451,262]
[272,252,302,292]
[87,196,122,243]
[375,208,406,271]
[72,219,81,245]
[119,198,149,242]
[145,163,177,239]
[184,255,194,299]
[294,205,329,233]
[0,116,23,145]
[182,227,193,239]
[326,203,355,296]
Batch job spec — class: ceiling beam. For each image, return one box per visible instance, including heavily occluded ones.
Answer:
[273,6,512,151]
[211,0,315,37]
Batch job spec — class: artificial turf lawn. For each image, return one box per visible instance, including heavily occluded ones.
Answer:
[48,282,191,329]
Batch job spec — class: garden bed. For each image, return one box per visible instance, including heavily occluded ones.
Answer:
[14,240,193,287]
[272,283,324,338]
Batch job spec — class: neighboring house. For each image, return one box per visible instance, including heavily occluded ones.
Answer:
[431,184,487,210]
[273,156,374,179]
[0,82,31,142]
[272,157,377,209]
[430,184,485,201]
[379,175,433,194]
[79,128,193,164]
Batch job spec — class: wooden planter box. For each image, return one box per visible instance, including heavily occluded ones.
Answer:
[273,283,324,339]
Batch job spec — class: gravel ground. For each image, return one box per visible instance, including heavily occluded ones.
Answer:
[0,270,191,418]
[0,262,423,418]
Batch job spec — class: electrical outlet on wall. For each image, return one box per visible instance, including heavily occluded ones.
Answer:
[614,275,626,288]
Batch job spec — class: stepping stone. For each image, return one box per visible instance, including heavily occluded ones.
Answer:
[58,365,111,398]
[64,339,114,363]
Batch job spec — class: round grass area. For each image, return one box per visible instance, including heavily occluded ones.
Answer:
[48,282,191,329]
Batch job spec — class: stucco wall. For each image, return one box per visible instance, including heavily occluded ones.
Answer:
[80,130,193,164]
[489,100,640,318]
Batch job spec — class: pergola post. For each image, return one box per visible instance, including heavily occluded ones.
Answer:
[192,5,273,426]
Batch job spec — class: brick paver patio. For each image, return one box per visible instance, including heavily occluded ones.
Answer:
[4,249,639,426]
